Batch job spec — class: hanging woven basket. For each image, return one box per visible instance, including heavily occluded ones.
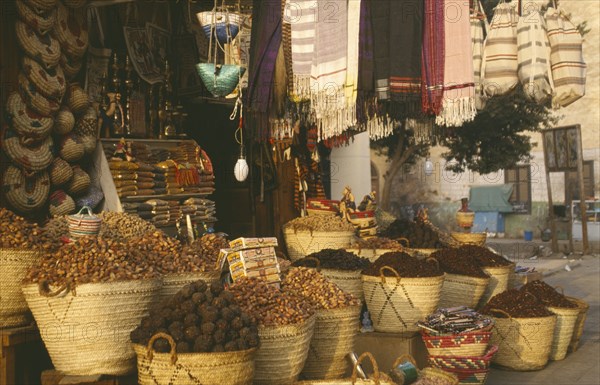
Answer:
[63,0,87,9]
[66,83,90,115]
[22,56,66,102]
[16,0,56,36]
[48,189,76,217]
[2,166,50,213]
[59,133,85,163]
[80,135,97,155]
[50,157,74,186]
[3,133,54,172]
[19,72,60,117]
[196,11,243,45]
[23,0,57,12]
[60,53,83,80]
[5,91,53,142]
[53,2,89,60]
[67,166,91,196]
[196,64,246,98]
[16,20,61,69]
[74,111,98,137]
[54,106,75,135]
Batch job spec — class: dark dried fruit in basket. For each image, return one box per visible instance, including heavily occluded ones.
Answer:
[430,249,489,278]
[459,245,512,267]
[0,208,44,249]
[380,218,444,248]
[520,280,577,308]
[480,289,554,318]
[363,252,443,278]
[131,280,259,353]
[292,248,371,271]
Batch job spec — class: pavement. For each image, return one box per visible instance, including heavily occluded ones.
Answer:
[481,242,600,385]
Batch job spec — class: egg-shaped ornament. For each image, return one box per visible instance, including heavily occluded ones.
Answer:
[234,156,249,182]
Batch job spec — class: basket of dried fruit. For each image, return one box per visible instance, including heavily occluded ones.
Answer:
[0,208,43,329]
[450,232,487,247]
[292,251,371,302]
[132,281,258,385]
[521,281,580,361]
[283,268,362,380]
[380,219,447,256]
[229,277,317,385]
[283,217,356,262]
[481,290,556,371]
[565,295,589,353]
[362,252,445,335]
[23,237,162,375]
[346,237,405,262]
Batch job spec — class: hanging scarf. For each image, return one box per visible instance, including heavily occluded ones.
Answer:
[421,0,445,115]
[287,0,315,101]
[471,1,488,110]
[357,0,374,125]
[436,0,477,127]
[345,0,362,128]
[310,0,349,140]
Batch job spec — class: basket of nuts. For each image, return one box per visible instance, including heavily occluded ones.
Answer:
[23,237,162,375]
[282,267,361,380]
[0,208,43,329]
[283,216,356,262]
[229,277,317,385]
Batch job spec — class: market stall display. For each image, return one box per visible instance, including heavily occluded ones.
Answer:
[282,267,361,379]
[362,252,445,335]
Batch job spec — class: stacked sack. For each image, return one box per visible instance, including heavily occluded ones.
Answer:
[182,197,218,225]
[110,160,167,198]
[3,0,94,218]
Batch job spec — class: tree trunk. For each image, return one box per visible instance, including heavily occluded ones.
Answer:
[380,141,420,211]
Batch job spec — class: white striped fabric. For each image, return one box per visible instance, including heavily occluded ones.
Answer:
[285,0,315,101]
[517,9,552,103]
[545,6,586,108]
[471,3,487,110]
[481,1,519,96]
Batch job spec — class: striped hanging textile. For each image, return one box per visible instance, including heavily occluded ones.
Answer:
[421,0,445,115]
[286,0,315,102]
[436,0,476,127]
[471,1,488,110]
[345,0,362,129]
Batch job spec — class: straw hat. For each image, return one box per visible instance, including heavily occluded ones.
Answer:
[2,165,50,214]
[66,83,89,115]
[22,56,66,102]
[50,157,74,186]
[3,133,54,172]
[5,91,53,142]
[53,2,88,60]
[49,189,76,217]
[16,0,56,36]
[67,166,91,196]
[60,53,83,80]
[16,20,61,69]
[59,132,84,163]
[23,0,57,12]
[18,72,60,116]
[54,106,75,135]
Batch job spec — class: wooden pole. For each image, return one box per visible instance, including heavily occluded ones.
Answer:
[542,131,558,252]
[575,126,589,254]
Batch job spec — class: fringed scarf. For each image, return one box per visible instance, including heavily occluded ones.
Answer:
[287,0,315,101]
[436,0,477,127]
[471,1,488,110]
[421,0,445,115]
[345,0,362,129]
[310,0,349,140]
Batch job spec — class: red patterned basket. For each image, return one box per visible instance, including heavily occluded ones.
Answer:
[421,328,493,356]
[439,368,490,385]
[428,345,498,371]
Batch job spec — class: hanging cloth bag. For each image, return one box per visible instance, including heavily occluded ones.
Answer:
[545,4,586,108]
[481,0,519,96]
[517,3,553,103]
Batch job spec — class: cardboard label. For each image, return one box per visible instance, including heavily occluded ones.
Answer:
[229,237,278,250]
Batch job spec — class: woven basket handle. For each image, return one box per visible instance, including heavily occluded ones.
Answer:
[521,290,540,303]
[392,353,418,368]
[302,256,321,272]
[351,352,380,385]
[489,308,512,320]
[397,237,410,248]
[484,345,499,359]
[38,280,71,298]
[75,205,94,217]
[380,266,401,284]
[554,285,565,295]
[425,257,440,270]
[147,332,177,365]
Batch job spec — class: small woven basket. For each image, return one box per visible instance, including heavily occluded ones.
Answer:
[54,2,89,59]
[63,0,87,8]
[421,328,493,357]
[456,212,475,229]
[59,133,85,163]
[0,249,40,328]
[68,206,102,239]
[23,279,161,375]
[438,273,490,309]
[429,345,498,372]
[23,0,57,12]
[301,305,361,380]
[54,106,75,135]
[6,91,54,142]
[67,166,91,196]
[2,166,50,213]
[450,232,487,247]
[3,134,54,172]
[196,11,243,44]
[15,20,61,69]
[74,112,98,137]
[477,264,514,307]
[134,332,256,385]
[254,316,316,385]
[196,63,246,98]
[362,267,445,335]
[566,296,589,353]
[18,72,60,116]
[60,54,83,80]
[419,367,459,385]
[50,157,74,186]
[16,0,56,35]
[283,228,355,262]
[66,83,90,114]
[49,189,76,217]
[22,56,66,101]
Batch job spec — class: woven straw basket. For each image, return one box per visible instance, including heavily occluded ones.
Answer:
[23,57,66,101]
[456,212,475,229]
[16,0,56,36]
[66,83,90,114]
[54,107,75,134]
[301,305,361,380]
[295,352,396,385]
[75,116,98,138]
[3,134,54,172]
[2,166,50,213]
[54,2,89,59]
[546,305,579,361]
[300,257,364,301]
[158,271,220,303]
[23,279,161,375]
[19,72,60,116]
[81,135,97,155]
[49,190,76,217]
[438,273,490,309]
[60,133,85,163]
[428,346,497,385]
[23,0,57,12]
[134,332,256,385]
[488,309,556,371]
[63,0,87,8]
[566,296,589,353]
[283,228,355,262]
[477,264,513,307]
[450,232,487,247]
[0,249,40,328]
[50,157,74,186]
[363,267,445,335]
[6,92,53,141]
[421,329,493,357]
[254,316,316,385]
[67,166,91,196]
[60,54,83,80]
[15,21,61,69]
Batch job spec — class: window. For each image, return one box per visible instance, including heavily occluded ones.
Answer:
[505,165,532,214]
[565,160,595,202]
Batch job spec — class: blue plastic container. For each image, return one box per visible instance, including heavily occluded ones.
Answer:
[524,230,534,241]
